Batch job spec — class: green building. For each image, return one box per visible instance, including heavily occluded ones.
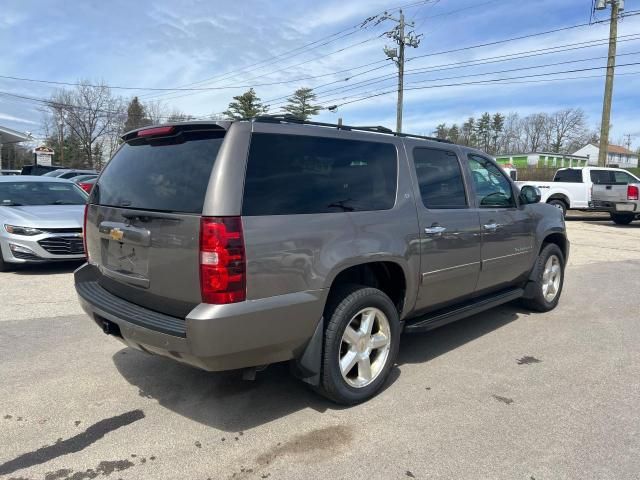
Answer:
[495,152,589,169]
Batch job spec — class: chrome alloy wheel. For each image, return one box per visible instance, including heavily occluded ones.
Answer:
[542,254,562,302]
[339,307,391,388]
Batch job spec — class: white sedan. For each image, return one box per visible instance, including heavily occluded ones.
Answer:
[0,176,88,271]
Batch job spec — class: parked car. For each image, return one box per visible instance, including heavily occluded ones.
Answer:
[71,174,98,184]
[77,177,97,193]
[516,167,640,217]
[591,174,640,225]
[75,117,568,404]
[43,168,97,179]
[0,176,88,270]
[0,169,21,176]
[20,164,65,176]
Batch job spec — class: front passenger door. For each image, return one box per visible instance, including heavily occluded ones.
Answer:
[412,146,481,313]
[467,154,535,294]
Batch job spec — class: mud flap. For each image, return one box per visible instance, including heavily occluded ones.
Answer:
[290,317,324,386]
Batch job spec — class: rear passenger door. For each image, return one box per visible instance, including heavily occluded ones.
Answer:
[466,154,535,293]
[411,146,481,313]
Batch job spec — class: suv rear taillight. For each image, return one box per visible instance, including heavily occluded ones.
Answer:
[200,217,246,304]
[628,185,639,201]
[83,203,88,259]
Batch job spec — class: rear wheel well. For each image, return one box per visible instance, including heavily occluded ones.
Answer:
[327,262,406,316]
[541,233,567,259]
[547,195,569,208]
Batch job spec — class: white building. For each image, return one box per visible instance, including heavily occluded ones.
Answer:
[573,143,639,168]
[0,125,30,171]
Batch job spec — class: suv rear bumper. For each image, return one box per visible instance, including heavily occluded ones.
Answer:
[74,263,325,371]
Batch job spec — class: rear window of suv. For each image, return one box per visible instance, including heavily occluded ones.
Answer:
[93,130,224,213]
[243,133,398,216]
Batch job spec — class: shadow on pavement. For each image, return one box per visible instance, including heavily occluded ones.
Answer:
[8,261,84,275]
[112,302,524,431]
[398,303,523,365]
[582,220,639,229]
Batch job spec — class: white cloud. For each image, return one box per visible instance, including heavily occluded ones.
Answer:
[0,112,38,125]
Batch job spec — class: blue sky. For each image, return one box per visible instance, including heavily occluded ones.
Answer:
[1,0,639,149]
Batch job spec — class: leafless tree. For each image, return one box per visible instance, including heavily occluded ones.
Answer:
[522,113,549,152]
[498,113,523,153]
[48,81,124,168]
[167,109,196,122]
[144,99,168,125]
[548,108,587,153]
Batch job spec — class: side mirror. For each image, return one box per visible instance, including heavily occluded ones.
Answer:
[520,185,541,205]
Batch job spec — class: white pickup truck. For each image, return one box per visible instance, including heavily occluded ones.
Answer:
[516,167,640,217]
[591,180,640,224]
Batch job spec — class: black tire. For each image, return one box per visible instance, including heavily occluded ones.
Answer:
[521,243,565,312]
[318,285,400,405]
[0,250,9,272]
[548,199,567,218]
[610,213,635,225]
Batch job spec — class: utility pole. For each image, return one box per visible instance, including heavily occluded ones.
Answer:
[58,117,65,165]
[595,0,624,167]
[380,10,421,133]
[623,133,632,150]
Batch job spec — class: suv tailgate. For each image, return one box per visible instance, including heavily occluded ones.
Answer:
[85,124,226,318]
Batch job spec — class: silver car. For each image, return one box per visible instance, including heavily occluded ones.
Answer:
[0,176,87,270]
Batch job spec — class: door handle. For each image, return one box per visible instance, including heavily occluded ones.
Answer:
[425,226,447,236]
[483,223,501,231]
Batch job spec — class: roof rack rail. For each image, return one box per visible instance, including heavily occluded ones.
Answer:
[251,115,453,144]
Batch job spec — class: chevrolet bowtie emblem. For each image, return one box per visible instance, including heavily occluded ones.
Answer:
[110,228,124,241]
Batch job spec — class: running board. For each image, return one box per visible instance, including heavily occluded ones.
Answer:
[404,288,524,333]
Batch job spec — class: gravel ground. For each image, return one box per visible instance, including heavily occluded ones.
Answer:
[1,216,639,480]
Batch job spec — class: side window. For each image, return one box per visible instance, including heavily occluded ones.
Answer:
[467,154,515,208]
[413,147,467,209]
[590,170,613,184]
[242,133,397,216]
[554,169,582,183]
[612,171,636,184]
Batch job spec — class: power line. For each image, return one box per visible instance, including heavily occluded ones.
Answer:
[264,34,640,110]
[206,13,640,115]
[4,33,639,94]
[324,61,640,108]
[153,0,504,103]
[140,0,438,100]
[3,12,636,101]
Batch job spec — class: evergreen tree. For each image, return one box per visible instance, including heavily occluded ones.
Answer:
[434,123,448,140]
[282,87,322,120]
[448,124,460,144]
[491,113,505,154]
[476,112,492,151]
[461,117,476,146]
[124,97,150,132]
[223,88,269,119]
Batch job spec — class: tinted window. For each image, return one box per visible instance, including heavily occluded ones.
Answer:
[613,171,637,184]
[590,170,613,184]
[468,154,515,207]
[93,130,224,213]
[242,133,397,216]
[554,169,582,183]
[0,181,87,206]
[413,148,467,209]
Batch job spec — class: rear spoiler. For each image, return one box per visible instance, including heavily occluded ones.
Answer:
[121,121,230,142]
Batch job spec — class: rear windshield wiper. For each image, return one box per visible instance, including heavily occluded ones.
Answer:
[50,200,79,205]
[1,202,24,206]
[328,199,355,212]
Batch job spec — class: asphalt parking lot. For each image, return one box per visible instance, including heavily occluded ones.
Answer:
[1,215,639,480]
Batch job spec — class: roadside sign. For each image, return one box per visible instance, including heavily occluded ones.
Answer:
[34,146,54,166]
